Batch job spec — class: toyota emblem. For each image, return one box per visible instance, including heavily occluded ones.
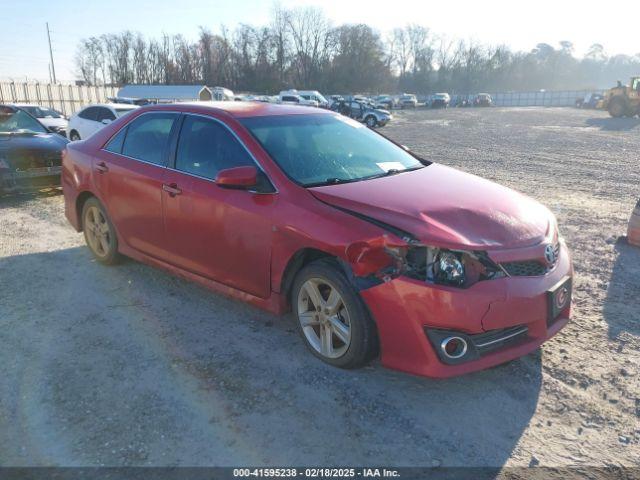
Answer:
[544,244,557,265]
[555,286,569,310]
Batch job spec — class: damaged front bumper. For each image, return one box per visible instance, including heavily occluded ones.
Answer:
[358,241,572,378]
[0,165,62,194]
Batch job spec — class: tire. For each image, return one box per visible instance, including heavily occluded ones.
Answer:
[82,197,120,265]
[69,130,81,141]
[292,259,377,369]
[365,115,377,128]
[608,97,628,118]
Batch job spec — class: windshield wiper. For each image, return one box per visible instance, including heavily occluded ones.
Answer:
[304,165,425,188]
[361,164,425,181]
[305,177,359,187]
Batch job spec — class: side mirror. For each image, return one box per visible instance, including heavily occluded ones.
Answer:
[215,166,258,189]
[101,118,112,125]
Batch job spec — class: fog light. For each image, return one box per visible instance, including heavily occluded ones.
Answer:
[440,336,468,359]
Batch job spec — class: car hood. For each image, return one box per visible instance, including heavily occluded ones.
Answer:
[309,164,552,250]
[38,117,68,129]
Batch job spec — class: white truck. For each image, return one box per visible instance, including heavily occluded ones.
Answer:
[278,90,320,108]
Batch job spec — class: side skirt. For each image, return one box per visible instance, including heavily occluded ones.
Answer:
[118,242,288,315]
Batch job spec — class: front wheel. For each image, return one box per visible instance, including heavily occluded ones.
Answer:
[69,130,81,141]
[82,197,120,264]
[292,260,377,369]
[608,97,628,118]
[365,115,377,128]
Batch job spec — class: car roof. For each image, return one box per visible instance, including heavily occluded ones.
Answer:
[137,101,333,119]
[81,103,139,110]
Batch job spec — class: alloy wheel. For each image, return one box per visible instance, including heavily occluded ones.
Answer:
[84,205,111,258]
[297,278,351,359]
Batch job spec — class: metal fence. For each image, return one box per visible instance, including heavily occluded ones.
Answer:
[0,82,118,116]
[490,90,605,107]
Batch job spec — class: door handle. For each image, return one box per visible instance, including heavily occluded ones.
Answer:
[95,161,109,174]
[162,183,182,197]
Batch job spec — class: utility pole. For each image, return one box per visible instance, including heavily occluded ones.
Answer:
[46,22,56,84]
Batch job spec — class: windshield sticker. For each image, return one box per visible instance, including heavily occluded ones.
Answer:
[376,162,406,172]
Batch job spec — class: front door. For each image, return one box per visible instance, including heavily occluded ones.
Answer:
[162,114,275,298]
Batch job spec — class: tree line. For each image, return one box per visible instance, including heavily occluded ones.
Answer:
[74,5,640,94]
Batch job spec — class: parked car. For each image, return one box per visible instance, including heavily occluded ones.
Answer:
[453,95,472,107]
[331,100,391,127]
[0,105,68,195]
[297,90,330,108]
[374,95,394,110]
[212,86,234,101]
[431,93,451,108]
[279,90,319,107]
[14,103,68,136]
[399,94,418,109]
[575,93,604,109]
[68,103,139,141]
[107,96,155,106]
[474,93,493,107]
[62,102,572,378]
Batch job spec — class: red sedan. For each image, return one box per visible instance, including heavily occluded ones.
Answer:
[62,102,572,378]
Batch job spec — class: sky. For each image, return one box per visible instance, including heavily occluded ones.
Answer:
[1,0,639,82]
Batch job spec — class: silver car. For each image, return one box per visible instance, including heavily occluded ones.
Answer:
[333,100,392,128]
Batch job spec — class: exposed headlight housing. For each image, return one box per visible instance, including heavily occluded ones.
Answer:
[402,246,506,288]
[435,251,465,286]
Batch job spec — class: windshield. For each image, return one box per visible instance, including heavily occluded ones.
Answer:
[0,108,49,134]
[241,114,425,187]
[21,106,62,118]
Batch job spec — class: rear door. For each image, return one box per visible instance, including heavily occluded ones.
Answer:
[77,106,99,139]
[94,111,179,259]
[162,114,275,298]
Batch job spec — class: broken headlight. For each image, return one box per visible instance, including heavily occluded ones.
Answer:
[404,246,505,288]
[435,251,465,286]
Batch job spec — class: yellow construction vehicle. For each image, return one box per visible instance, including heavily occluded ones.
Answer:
[603,77,640,117]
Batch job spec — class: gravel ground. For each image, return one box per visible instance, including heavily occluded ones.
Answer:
[0,107,638,468]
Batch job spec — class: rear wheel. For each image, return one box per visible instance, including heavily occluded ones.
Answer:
[82,197,120,264]
[69,130,81,141]
[608,97,628,118]
[292,259,377,369]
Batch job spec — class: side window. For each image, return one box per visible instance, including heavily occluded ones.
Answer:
[175,115,255,180]
[104,127,127,154]
[78,107,98,120]
[282,96,299,103]
[96,108,116,122]
[121,113,178,165]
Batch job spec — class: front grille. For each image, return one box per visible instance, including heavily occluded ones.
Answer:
[501,260,548,277]
[501,242,560,277]
[469,325,529,355]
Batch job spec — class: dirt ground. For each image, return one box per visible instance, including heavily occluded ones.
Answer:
[0,107,638,468]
